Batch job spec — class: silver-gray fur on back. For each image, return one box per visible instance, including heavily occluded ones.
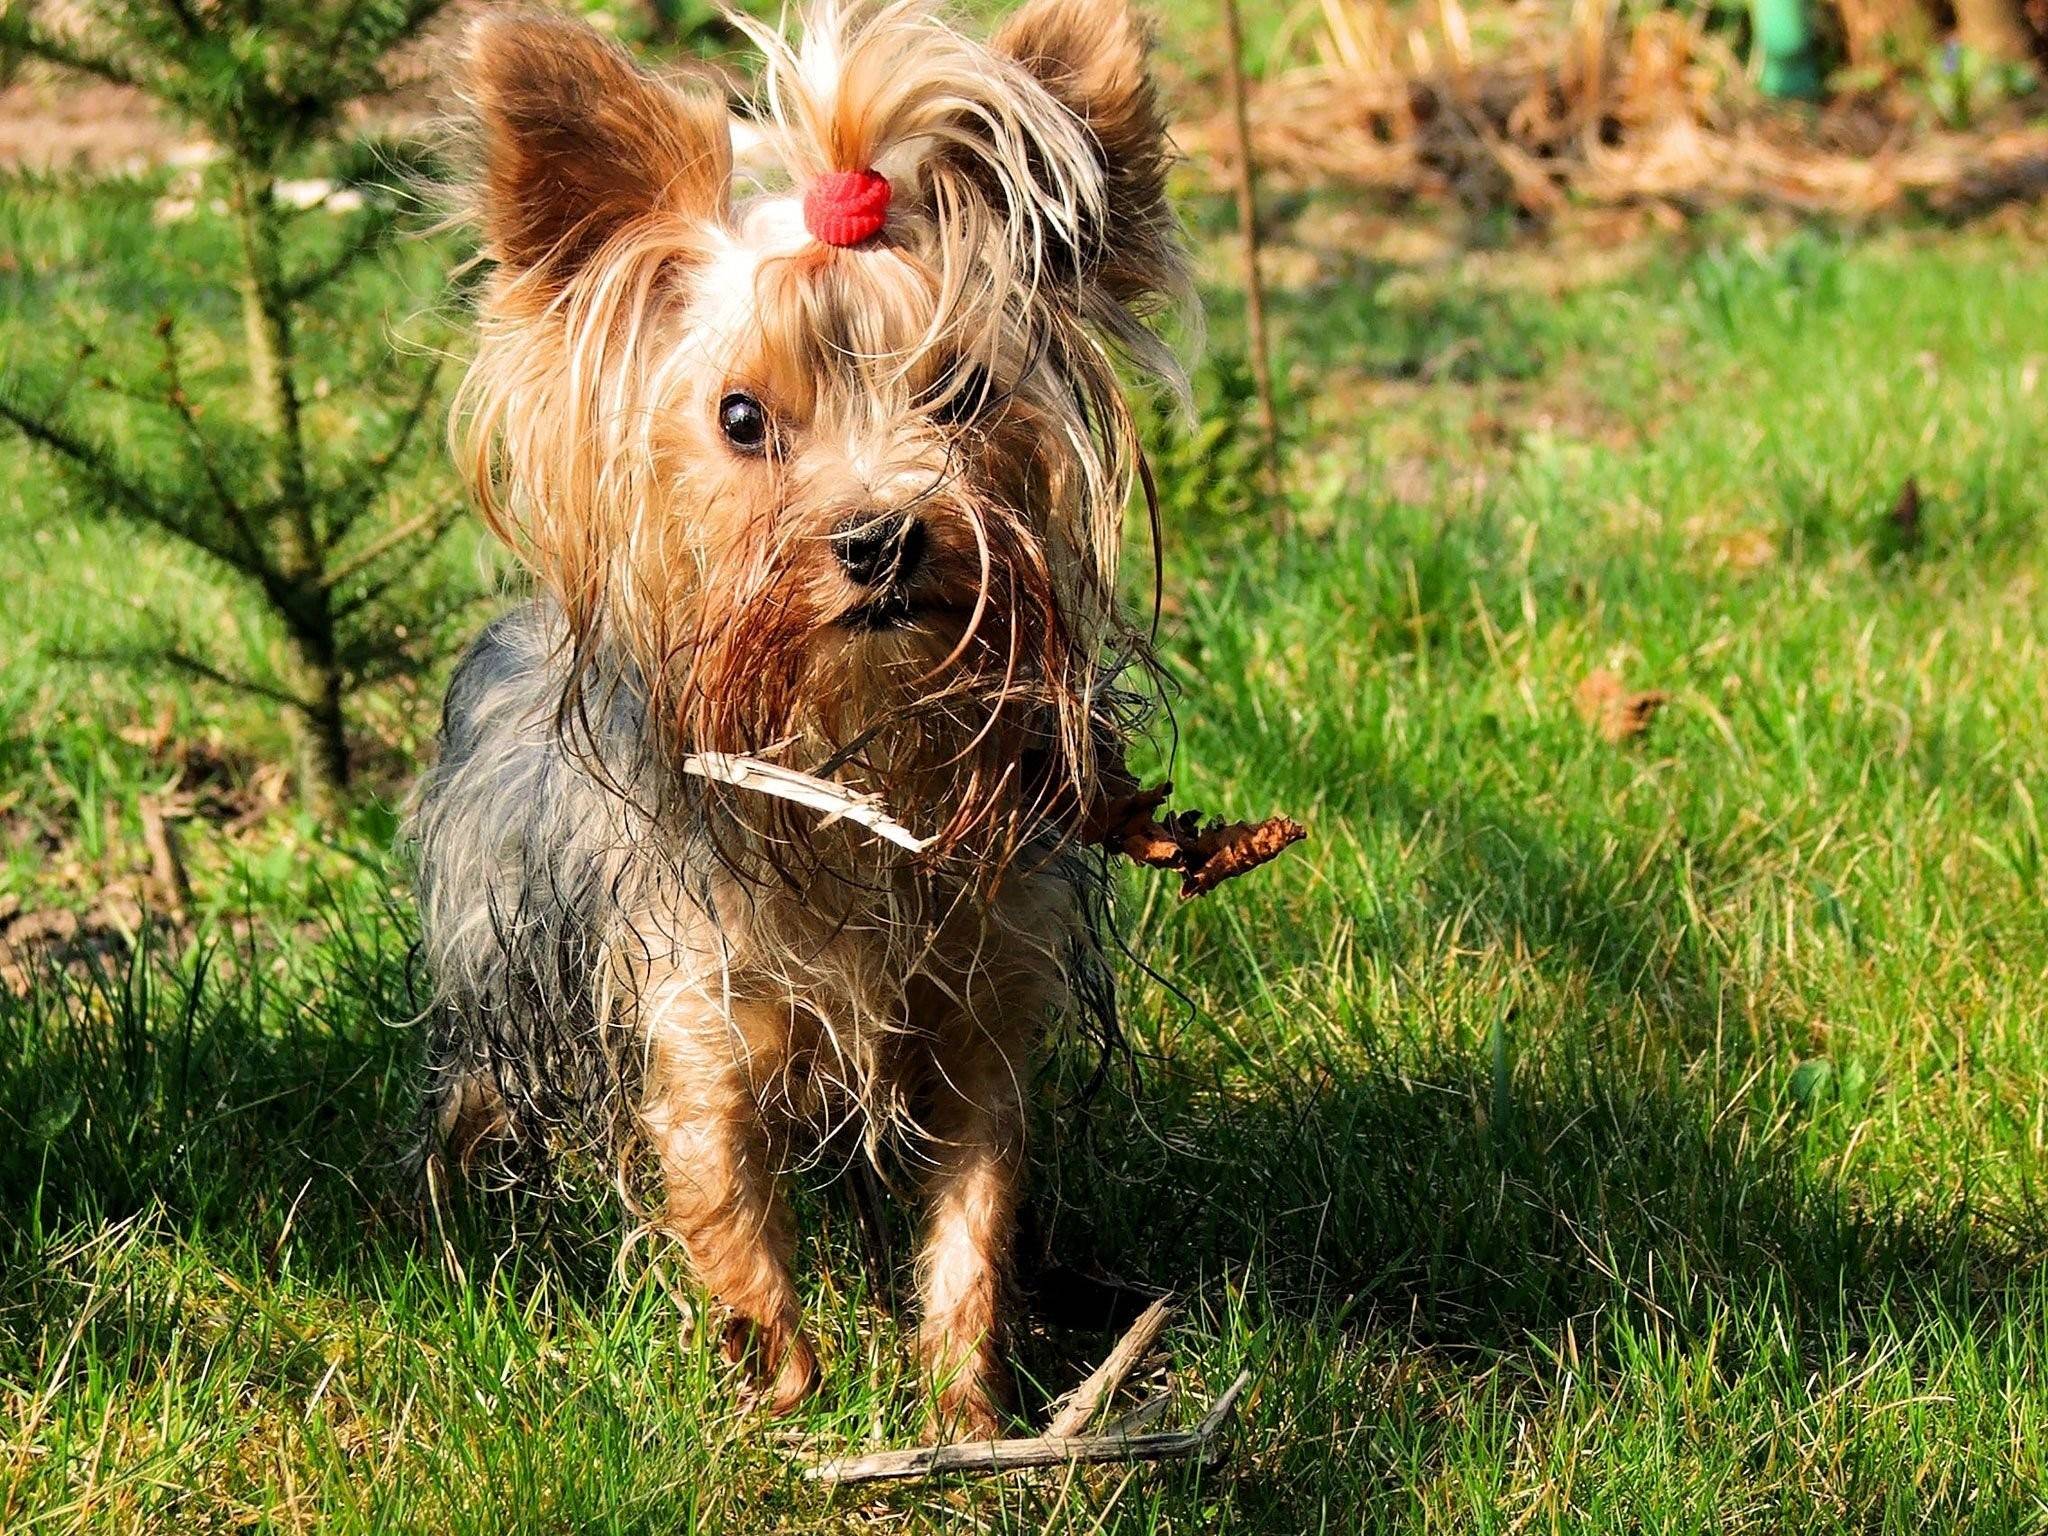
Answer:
[410,603,671,1161]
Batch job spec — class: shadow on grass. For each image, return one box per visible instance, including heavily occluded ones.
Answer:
[0,789,2034,1403]
[1038,778,2035,1375]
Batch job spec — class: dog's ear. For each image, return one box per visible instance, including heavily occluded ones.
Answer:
[992,0,1182,316]
[469,15,731,285]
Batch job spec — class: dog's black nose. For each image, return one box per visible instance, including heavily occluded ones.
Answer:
[831,515,926,587]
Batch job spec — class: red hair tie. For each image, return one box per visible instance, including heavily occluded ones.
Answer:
[804,168,891,247]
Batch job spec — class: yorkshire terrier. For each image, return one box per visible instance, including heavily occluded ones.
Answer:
[410,0,1189,1437]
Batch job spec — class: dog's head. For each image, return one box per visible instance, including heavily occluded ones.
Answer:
[453,0,1188,857]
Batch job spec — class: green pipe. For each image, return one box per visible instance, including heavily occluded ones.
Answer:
[1752,0,1823,99]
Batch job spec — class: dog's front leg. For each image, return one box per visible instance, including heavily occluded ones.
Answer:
[639,999,817,1413]
[915,1043,1027,1440]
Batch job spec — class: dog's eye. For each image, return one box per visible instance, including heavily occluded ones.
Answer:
[717,392,770,453]
[931,366,994,427]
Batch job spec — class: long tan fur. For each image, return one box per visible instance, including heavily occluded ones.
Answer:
[419,0,1190,1437]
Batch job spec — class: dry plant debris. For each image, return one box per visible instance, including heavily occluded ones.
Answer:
[681,753,935,853]
[0,897,147,996]
[1086,781,1308,899]
[1714,528,1778,574]
[1044,1297,1174,1438]
[801,1299,1252,1485]
[1182,0,2048,219]
[670,757,1304,896]
[1576,668,1670,743]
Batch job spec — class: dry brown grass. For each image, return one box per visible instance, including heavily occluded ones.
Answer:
[1184,0,2048,216]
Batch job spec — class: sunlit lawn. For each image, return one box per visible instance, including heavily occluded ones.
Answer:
[5,134,2048,1534]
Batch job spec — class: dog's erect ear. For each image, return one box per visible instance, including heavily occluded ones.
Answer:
[469,15,731,285]
[992,0,1182,315]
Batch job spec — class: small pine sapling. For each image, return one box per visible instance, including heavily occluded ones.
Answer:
[0,0,474,811]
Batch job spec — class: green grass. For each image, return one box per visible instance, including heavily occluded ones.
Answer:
[8,140,2048,1536]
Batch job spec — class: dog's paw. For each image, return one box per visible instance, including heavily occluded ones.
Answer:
[927,1361,1012,1443]
[766,1331,819,1415]
[934,1397,1007,1444]
[722,1317,819,1415]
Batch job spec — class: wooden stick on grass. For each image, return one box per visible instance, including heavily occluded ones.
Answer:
[139,795,192,925]
[1101,1390,1175,1437]
[1045,1296,1174,1438]
[804,1370,1253,1485]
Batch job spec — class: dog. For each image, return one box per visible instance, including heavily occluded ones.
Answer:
[410,0,1189,1437]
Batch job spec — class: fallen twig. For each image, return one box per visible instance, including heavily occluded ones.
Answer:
[804,1369,1253,1485]
[1102,1390,1174,1438]
[687,753,1305,897]
[1185,0,2048,220]
[681,752,932,853]
[138,794,192,924]
[1045,1295,1173,1438]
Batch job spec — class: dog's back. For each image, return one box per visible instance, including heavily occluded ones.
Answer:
[411,603,657,1162]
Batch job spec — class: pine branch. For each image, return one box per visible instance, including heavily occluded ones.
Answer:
[159,0,204,40]
[226,165,323,578]
[282,201,402,302]
[337,586,486,682]
[149,647,313,710]
[323,496,461,593]
[318,0,377,61]
[0,10,147,92]
[319,357,444,545]
[305,0,454,106]
[327,520,466,624]
[0,392,265,581]
[54,642,310,712]
[155,317,265,565]
[385,0,456,60]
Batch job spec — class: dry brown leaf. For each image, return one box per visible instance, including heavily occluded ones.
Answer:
[1086,782,1308,900]
[1714,528,1776,573]
[1575,669,1670,744]
[116,703,178,755]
